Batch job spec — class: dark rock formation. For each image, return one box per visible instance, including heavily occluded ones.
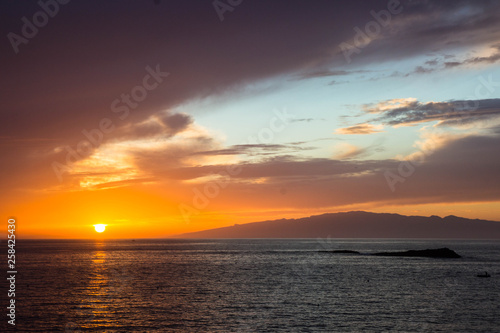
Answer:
[319,250,361,254]
[372,247,461,258]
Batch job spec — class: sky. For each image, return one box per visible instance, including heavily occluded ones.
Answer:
[2,0,500,238]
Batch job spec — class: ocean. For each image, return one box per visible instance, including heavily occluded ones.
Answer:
[3,239,500,332]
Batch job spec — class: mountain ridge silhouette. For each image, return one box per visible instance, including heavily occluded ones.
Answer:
[176,211,500,239]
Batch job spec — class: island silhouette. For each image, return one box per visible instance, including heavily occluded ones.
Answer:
[177,211,500,239]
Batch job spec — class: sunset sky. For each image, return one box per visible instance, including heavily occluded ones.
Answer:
[2,0,500,238]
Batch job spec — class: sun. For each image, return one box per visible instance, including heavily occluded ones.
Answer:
[94,224,106,233]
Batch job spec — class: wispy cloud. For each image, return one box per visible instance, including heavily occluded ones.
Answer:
[333,143,367,160]
[336,124,384,135]
[191,143,314,156]
[369,98,500,127]
[294,69,369,80]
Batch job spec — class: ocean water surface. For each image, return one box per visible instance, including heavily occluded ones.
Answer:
[3,239,500,332]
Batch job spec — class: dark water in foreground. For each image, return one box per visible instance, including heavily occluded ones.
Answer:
[2,239,500,332]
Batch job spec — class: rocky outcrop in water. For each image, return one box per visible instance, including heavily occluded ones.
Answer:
[319,250,361,254]
[372,247,461,258]
[319,247,461,258]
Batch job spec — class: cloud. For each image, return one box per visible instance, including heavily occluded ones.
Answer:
[108,112,194,141]
[191,143,313,157]
[444,45,500,68]
[295,69,369,80]
[444,61,462,68]
[289,118,323,123]
[363,98,418,114]
[362,0,500,63]
[17,126,500,212]
[333,143,367,160]
[367,98,500,127]
[43,111,221,190]
[165,157,393,181]
[336,124,384,135]
[167,133,500,210]
[328,80,349,85]
[385,44,500,77]
[3,0,500,148]
[158,112,193,134]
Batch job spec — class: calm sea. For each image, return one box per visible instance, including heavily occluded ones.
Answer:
[2,239,500,332]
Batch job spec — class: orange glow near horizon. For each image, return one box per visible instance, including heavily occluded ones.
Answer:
[3,182,500,239]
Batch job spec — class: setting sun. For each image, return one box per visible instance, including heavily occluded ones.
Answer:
[94,224,106,233]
